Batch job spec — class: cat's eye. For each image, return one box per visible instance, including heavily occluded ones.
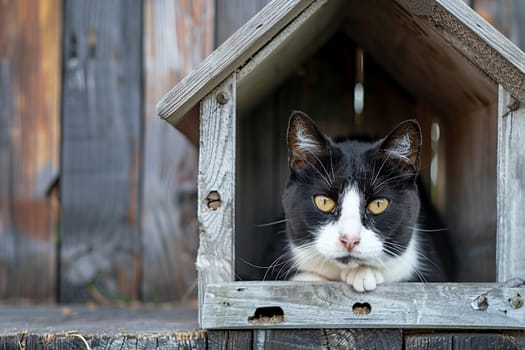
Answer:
[367,198,390,215]
[313,195,336,213]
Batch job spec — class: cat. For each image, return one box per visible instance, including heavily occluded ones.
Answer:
[282,111,453,292]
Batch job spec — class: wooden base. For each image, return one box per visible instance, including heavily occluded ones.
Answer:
[0,306,524,350]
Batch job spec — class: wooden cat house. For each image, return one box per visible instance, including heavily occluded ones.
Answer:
[157,0,525,331]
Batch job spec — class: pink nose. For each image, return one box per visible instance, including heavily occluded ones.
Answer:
[340,235,360,250]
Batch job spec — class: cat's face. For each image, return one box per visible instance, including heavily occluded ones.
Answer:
[283,112,422,270]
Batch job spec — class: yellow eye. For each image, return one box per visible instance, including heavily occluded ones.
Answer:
[313,195,336,213]
[367,198,390,215]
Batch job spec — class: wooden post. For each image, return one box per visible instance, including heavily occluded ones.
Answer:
[60,0,143,302]
[497,86,525,282]
[197,74,237,325]
[0,0,61,302]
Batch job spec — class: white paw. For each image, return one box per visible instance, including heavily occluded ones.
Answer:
[291,271,329,282]
[341,266,384,292]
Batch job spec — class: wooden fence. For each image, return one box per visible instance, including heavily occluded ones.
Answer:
[0,0,522,304]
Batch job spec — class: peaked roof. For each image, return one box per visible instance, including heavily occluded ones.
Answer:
[157,0,525,142]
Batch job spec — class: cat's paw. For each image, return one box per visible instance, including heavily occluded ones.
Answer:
[291,271,329,282]
[341,266,384,292]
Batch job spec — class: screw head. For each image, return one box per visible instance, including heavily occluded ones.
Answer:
[216,91,230,105]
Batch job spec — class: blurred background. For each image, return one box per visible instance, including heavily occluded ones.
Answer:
[0,0,523,305]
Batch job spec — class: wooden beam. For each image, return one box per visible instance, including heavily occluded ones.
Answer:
[0,0,61,302]
[497,86,525,282]
[197,74,237,326]
[156,0,314,125]
[202,281,525,329]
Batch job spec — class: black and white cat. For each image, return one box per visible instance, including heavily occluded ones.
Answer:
[282,111,452,292]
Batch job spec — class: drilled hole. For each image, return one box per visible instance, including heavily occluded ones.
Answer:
[248,306,284,324]
[352,302,371,315]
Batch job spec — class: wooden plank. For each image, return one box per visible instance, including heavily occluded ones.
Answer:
[215,0,271,46]
[60,0,143,302]
[5,333,208,350]
[405,333,522,350]
[156,0,315,125]
[202,282,525,329]
[497,86,525,282]
[0,0,61,302]
[141,0,214,302]
[197,75,237,326]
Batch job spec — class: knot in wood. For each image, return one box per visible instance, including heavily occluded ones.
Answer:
[216,91,230,105]
[205,191,221,210]
[398,0,433,16]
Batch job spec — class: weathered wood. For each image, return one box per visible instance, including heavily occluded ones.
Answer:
[142,0,214,302]
[215,0,271,46]
[60,0,143,302]
[405,333,522,350]
[202,282,525,329]
[497,86,525,282]
[156,0,315,126]
[0,0,61,302]
[197,75,237,326]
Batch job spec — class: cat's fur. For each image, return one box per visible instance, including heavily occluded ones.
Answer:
[282,111,452,292]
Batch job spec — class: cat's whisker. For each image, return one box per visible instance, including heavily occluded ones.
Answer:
[371,152,393,187]
[255,219,288,227]
[406,225,448,233]
[303,158,332,188]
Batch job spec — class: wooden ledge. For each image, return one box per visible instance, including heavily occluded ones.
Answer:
[202,281,525,329]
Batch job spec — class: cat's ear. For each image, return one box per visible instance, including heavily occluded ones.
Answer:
[380,120,422,172]
[287,111,329,170]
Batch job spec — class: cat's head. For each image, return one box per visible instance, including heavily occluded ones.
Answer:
[283,111,422,270]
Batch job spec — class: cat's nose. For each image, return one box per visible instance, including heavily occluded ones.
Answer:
[340,235,360,250]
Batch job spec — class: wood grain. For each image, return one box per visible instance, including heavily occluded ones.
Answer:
[202,281,525,329]
[197,75,237,326]
[60,0,143,302]
[497,87,525,282]
[405,333,522,350]
[0,0,61,302]
[142,0,213,302]
[156,0,315,125]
